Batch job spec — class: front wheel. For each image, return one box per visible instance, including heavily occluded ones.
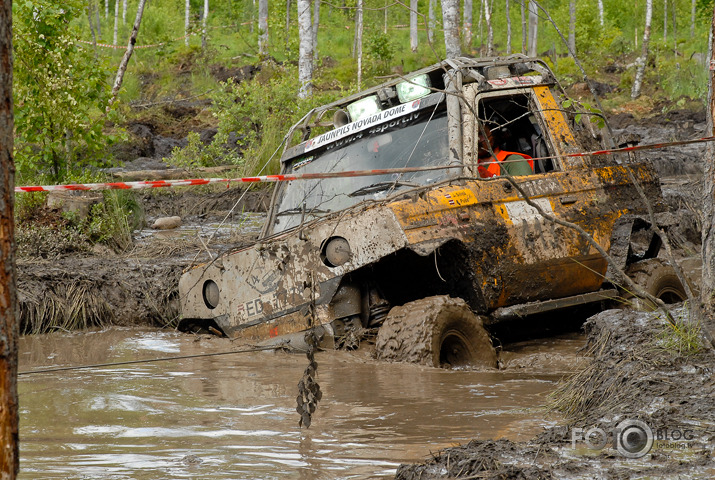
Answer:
[374,295,497,368]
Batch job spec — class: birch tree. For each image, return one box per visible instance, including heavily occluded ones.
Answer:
[185,0,190,46]
[484,0,493,56]
[631,0,653,99]
[663,0,667,42]
[285,0,291,50]
[0,0,17,474]
[258,0,269,56]
[313,0,321,60]
[442,0,461,58]
[123,0,127,24]
[692,0,697,38]
[702,3,715,318]
[527,0,537,57]
[113,0,119,45]
[598,0,604,26]
[202,0,209,50]
[568,0,575,54]
[355,0,364,87]
[411,0,419,52]
[428,0,436,43]
[110,0,147,106]
[105,0,109,19]
[298,0,313,98]
[463,0,473,50]
[506,0,511,54]
[521,0,526,54]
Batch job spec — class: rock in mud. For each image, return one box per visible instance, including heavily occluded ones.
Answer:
[151,216,182,230]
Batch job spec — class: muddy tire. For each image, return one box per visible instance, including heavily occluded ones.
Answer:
[374,295,497,368]
[625,258,688,309]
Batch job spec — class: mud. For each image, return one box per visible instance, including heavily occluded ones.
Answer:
[396,308,715,479]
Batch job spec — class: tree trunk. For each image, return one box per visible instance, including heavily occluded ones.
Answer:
[521,0,526,54]
[411,0,419,52]
[568,0,575,54]
[123,0,127,24]
[428,0,436,43]
[528,0,537,57]
[631,0,653,99]
[702,4,715,318]
[598,0,604,26]
[185,0,190,46]
[442,0,461,58]
[355,0,363,87]
[298,0,313,98]
[673,0,677,56]
[692,0,697,38]
[463,0,473,50]
[114,0,119,45]
[506,0,511,55]
[110,0,147,106]
[484,0,493,56]
[105,0,109,19]
[259,0,269,56]
[313,0,321,60]
[88,1,98,57]
[202,0,209,50]
[663,0,667,43]
[0,0,18,475]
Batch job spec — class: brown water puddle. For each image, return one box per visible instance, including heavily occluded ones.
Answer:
[18,328,584,479]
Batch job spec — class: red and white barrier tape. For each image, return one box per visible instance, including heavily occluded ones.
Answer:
[15,135,715,193]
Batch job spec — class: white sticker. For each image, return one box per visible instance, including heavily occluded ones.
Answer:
[504,197,552,222]
[304,99,422,152]
[486,75,543,88]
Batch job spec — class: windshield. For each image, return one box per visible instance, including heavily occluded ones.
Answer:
[269,104,451,234]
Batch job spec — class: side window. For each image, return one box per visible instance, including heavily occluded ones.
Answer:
[476,93,559,175]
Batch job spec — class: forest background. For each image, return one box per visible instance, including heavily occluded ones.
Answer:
[12,0,715,215]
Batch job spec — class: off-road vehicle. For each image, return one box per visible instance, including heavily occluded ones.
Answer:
[178,55,684,367]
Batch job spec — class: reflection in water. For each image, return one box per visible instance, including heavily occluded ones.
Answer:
[18,328,583,479]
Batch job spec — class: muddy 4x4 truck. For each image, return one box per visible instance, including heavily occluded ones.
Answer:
[178,55,687,368]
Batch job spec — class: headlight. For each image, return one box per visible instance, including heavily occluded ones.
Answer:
[321,237,351,267]
[203,280,220,309]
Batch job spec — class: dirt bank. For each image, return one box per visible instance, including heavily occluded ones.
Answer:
[395,308,715,479]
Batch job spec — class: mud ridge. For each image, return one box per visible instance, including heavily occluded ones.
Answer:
[396,308,715,479]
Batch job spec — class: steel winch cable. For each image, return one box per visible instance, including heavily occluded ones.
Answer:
[15,135,715,194]
[17,344,289,376]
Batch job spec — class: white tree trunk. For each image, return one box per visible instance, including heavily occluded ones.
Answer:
[355,0,363,87]
[598,0,604,26]
[663,0,667,42]
[105,0,109,19]
[113,0,119,45]
[185,0,190,46]
[202,0,209,50]
[298,0,313,98]
[428,0,436,43]
[484,0,493,56]
[703,4,715,317]
[568,0,575,54]
[123,0,127,24]
[520,0,526,54]
[692,0,697,38]
[111,0,147,105]
[528,0,537,57]
[258,0,269,56]
[506,0,511,54]
[463,0,473,50]
[442,0,461,58]
[313,0,321,60]
[410,0,419,52]
[631,0,653,99]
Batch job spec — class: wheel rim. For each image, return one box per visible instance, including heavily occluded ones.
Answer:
[439,329,473,367]
[657,286,686,304]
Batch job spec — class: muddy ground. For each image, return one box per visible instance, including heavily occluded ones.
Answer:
[15,105,714,476]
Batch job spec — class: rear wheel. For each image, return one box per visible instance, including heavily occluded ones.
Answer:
[374,295,497,368]
[624,258,688,310]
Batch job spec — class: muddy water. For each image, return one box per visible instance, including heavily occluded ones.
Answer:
[18,329,584,479]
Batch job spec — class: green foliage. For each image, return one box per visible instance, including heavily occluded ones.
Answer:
[562,97,606,130]
[14,0,115,183]
[366,32,396,75]
[655,307,704,356]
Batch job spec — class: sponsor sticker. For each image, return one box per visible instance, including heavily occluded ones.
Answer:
[437,189,478,207]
